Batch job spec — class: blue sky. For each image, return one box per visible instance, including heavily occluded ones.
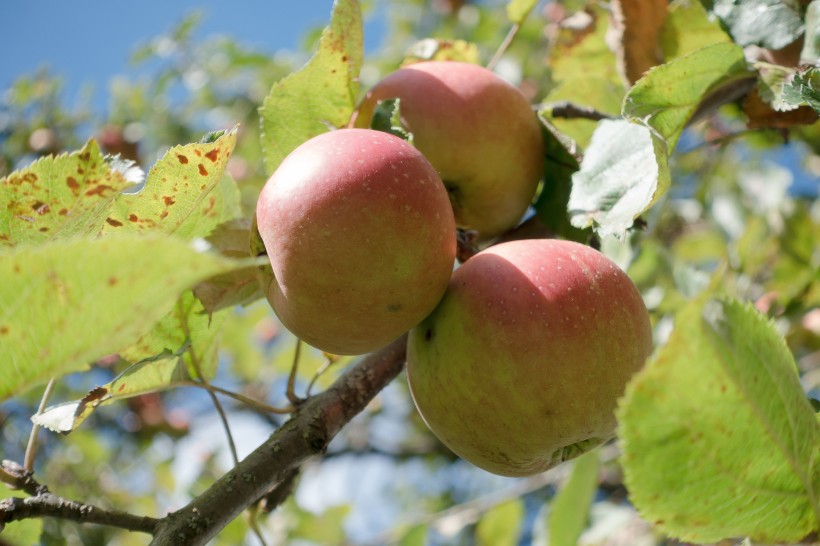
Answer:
[1,1,382,105]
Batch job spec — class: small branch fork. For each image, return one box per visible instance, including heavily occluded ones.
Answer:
[0,460,159,535]
[0,336,408,544]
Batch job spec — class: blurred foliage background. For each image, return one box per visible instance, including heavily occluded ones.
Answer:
[1,0,818,545]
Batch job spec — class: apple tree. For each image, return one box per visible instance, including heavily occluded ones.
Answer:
[1,0,818,545]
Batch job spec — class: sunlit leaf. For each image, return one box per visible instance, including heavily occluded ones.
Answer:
[623,42,753,149]
[103,128,239,239]
[259,0,362,172]
[568,119,670,237]
[712,0,804,49]
[547,449,601,546]
[119,290,227,379]
[0,235,247,400]
[660,0,731,60]
[33,291,226,434]
[476,499,524,546]
[0,140,141,247]
[618,298,820,543]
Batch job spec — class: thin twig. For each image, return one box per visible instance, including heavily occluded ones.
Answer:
[24,378,57,473]
[305,354,339,397]
[180,302,239,466]
[0,462,159,534]
[178,381,295,415]
[1,493,159,534]
[487,23,520,71]
[188,356,239,466]
[247,507,268,546]
[150,335,408,545]
[286,339,304,405]
[540,101,616,121]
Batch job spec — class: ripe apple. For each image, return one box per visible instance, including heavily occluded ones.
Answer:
[256,128,456,355]
[352,61,544,241]
[406,239,652,476]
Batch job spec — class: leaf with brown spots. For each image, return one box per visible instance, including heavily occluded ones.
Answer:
[259,0,362,172]
[103,128,240,239]
[610,0,668,86]
[0,235,247,401]
[0,140,140,247]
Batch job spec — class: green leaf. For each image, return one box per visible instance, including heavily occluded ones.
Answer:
[370,98,413,144]
[568,119,670,237]
[476,499,524,546]
[660,0,731,60]
[543,81,624,149]
[547,449,601,546]
[0,235,247,401]
[0,483,43,545]
[712,0,804,49]
[120,291,226,377]
[259,0,362,172]
[782,67,820,114]
[103,128,239,239]
[33,292,227,434]
[0,140,141,247]
[618,298,820,543]
[623,42,752,150]
[506,0,538,24]
[32,348,190,434]
[533,120,587,242]
[544,7,625,147]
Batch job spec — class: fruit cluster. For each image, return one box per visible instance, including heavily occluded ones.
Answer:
[256,61,653,476]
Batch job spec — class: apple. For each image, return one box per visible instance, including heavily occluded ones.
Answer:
[406,239,652,476]
[352,61,544,241]
[256,128,456,355]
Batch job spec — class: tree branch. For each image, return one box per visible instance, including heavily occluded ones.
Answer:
[150,334,408,545]
[0,494,159,534]
[0,460,160,535]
